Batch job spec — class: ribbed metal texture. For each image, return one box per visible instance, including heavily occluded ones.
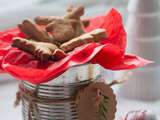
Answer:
[21,64,100,120]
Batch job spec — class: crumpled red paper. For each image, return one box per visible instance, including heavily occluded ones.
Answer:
[0,9,151,84]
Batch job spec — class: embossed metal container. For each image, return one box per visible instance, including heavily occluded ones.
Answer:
[21,64,101,120]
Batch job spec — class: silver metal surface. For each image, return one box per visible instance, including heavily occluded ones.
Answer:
[21,64,100,120]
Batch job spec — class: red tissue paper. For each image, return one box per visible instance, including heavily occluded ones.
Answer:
[0,9,151,84]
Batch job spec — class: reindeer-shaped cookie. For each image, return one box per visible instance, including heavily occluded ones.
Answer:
[12,6,107,62]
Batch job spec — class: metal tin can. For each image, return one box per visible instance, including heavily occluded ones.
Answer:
[21,64,101,120]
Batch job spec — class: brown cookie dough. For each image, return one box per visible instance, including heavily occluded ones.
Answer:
[60,29,107,52]
[12,37,66,62]
[18,19,54,43]
[76,82,117,120]
[12,5,107,62]
[35,5,88,43]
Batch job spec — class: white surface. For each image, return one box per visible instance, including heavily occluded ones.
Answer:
[118,68,160,101]
[128,0,160,14]
[0,82,22,120]
[116,97,160,119]
[119,0,160,101]
[0,0,127,30]
[0,82,160,120]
